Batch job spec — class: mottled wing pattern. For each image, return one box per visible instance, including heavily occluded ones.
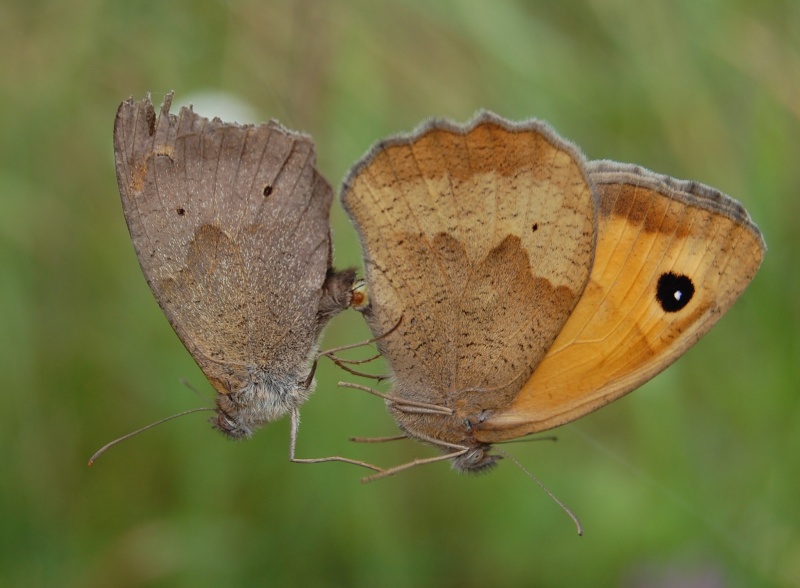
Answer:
[114,93,333,393]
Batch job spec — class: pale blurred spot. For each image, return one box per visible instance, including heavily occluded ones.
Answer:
[176,90,261,125]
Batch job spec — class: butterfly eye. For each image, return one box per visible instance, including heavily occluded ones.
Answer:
[656,272,695,312]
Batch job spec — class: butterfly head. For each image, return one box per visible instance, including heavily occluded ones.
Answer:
[389,404,503,473]
[210,372,313,440]
[450,444,502,473]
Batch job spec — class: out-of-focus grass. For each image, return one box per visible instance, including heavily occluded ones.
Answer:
[1,1,797,586]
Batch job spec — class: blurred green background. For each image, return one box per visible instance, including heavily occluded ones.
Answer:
[2,0,797,586]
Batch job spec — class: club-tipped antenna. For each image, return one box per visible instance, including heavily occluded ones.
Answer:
[88,407,214,466]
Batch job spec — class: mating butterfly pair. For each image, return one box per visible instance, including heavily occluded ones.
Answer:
[104,94,764,529]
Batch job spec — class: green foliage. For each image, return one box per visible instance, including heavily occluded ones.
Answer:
[1,1,797,586]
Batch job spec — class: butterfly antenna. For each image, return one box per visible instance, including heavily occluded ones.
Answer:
[495,447,583,536]
[88,407,215,466]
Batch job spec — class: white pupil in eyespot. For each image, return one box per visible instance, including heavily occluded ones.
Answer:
[674,290,682,301]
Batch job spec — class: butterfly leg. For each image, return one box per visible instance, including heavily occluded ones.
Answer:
[287,408,385,472]
[359,448,469,483]
[323,352,387,381]
[301,359,318,389]
[350,434,408,443]
[317,316,404,381]
[338,381,453,415]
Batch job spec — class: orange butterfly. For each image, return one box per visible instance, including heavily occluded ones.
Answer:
[341,113,764,477]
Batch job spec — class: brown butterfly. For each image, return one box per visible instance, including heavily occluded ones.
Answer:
[108,93,365,466]
[341,113,765,475]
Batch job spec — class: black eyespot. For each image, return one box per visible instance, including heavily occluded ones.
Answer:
[263,184,273,197]
[176,208,186,216]
[656,272,694,312]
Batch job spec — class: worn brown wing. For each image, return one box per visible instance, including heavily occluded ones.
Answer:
[114,93,335,394]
